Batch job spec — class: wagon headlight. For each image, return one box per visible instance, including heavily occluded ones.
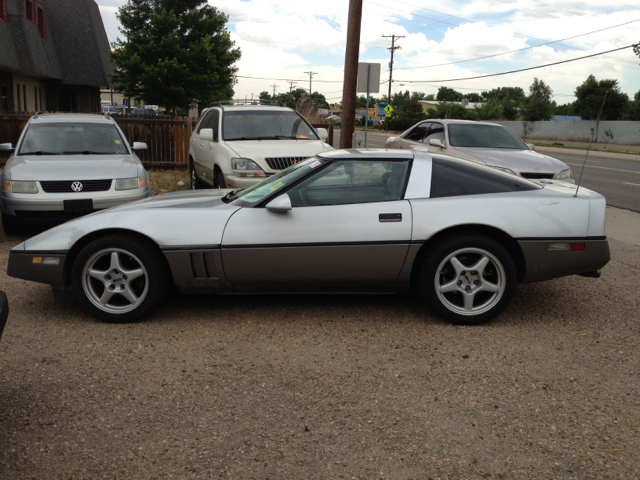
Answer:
[556,169,573,180]
[4,180,38,193]
[491,166,517,176]
[231,157,266,177]
[115,176,147,191]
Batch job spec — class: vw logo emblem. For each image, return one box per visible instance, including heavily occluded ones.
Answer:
[71,181,84,192]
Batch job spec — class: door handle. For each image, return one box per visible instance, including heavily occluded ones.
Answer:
[379,213,402,222]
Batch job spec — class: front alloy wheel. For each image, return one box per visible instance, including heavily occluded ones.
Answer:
[72,235,168,323]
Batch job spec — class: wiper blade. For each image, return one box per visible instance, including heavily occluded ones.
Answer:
[20,151,60,155]
[222,188,244,203]
[225,137,259,141]
[62,151,111,155]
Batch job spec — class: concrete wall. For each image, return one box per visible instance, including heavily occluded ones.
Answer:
[12,73,46,112]
[494,120,640,145]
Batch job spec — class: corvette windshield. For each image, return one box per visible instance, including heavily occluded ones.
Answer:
[448,124,528,150]
[229,157,326,205]
[223,110,320,141]
[19,123,129,155]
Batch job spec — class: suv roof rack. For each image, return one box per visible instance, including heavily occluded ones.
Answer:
[208,99,285,108]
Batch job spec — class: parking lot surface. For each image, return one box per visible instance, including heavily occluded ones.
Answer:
[0,230,639,479]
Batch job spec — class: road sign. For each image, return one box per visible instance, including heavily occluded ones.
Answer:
[384,104,394,117]
[368,108,375,116]
[357,63,381,94]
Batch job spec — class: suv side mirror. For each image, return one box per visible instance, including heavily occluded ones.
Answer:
[132,142,147,151]
[429,138,444,148]
[266,194,292,213]
[316,128,328,141]
[527,143,535,151]
[200,128,214,142]
[0,143,14,153]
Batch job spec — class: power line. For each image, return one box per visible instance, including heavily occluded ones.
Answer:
[393,19,640,71]
[304,71,318,94]
[394,45,634,84]
[236,75,342,83]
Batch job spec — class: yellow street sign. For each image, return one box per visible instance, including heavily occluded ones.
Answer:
[384,104,393,117]
[368,108,375,116]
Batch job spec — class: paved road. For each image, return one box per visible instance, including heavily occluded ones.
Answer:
[332,132,640,213]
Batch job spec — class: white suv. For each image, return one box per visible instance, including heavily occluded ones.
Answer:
[188,103,334,189]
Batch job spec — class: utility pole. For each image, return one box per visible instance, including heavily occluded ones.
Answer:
[270,83,279,100]
[340,0,363,149]
[287,80,296,93]
[383,34,403,131]
[303,71,318,95]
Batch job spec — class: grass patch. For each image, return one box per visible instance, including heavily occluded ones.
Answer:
[148,168,190,196]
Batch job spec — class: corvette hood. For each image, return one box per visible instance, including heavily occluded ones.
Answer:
[5,154,141,181]
[226,139,331,162]
[453,147,568,174]
[19,189,241,252]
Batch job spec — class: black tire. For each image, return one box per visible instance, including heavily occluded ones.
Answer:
[1,212,21,235]
[214,168,226,189]
[420,234,517,325]
[71,234,169,323]
[190,160,206,190]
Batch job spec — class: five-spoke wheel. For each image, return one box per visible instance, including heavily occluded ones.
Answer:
[72,235,168,323]
[421,234,516,325]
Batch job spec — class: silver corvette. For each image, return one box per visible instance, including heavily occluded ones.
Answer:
[7,149,610,325]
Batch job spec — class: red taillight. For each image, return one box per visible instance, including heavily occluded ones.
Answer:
[571,243,585,250]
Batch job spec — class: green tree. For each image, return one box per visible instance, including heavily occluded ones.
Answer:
[554,102,576,116]
[465,92,483,102]
[436,87,463,102]
[482,87,526,102]
[521,78,554,121]
[573,75,630,120]
[389,98,427,131]
[111,0,241,114]
[259,91,272,102]
[434,101,468,119]
[629,90,640,121]
[501,97,520,120]
[474,99,503,120]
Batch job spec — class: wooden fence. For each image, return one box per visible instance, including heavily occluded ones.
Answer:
[0,112,334,167]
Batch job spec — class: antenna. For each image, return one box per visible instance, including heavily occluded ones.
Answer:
[574,91,607,197]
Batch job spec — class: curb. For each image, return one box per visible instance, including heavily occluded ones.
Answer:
[535,146,640,162]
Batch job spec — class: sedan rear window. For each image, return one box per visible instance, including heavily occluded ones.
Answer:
[223,110,319,141]
[448,124,528,149]
[19,123,128,155]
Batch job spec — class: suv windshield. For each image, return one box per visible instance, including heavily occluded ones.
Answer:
[228,157,327,205]
[448,124,528,149]
[19,123,129,155]
[223,110,320,141]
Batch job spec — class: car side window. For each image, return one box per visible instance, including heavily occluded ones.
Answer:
[195,112,210,134]
[404,122,431,142]
[206,110,220,142]
[424,122,445,144]
[287,160,410,207]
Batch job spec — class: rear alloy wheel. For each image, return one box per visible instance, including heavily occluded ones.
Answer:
[190,161,204,190]
[72,235,169,323]
[420,234,516,325]
[214,169,226,189]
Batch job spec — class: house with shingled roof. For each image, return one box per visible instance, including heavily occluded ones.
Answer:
[0,0,113,113]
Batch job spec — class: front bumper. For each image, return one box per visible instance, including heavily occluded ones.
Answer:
[1,188,149,224]
[224,174,268,189]
[7,249,67,291]
[518,238,610,283]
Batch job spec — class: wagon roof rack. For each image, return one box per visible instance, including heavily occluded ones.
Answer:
[208,99,285,108]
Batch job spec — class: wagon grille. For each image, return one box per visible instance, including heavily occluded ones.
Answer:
[520,173,554,180]
[265,156,309,170]
[40,179,113,193]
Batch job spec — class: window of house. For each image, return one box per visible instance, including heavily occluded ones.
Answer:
[34,86,38,110]
[23,84,27,111]
[1,84,8,110]
[25,0,34,21]
[16,83,21,111]
[36,3,46,40]
[39,87,43,111]
[1,0,9,23]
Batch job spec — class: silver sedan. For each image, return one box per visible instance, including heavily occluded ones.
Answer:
[386,119,574,182]
[7,149,609,325]
[0,113,150,234]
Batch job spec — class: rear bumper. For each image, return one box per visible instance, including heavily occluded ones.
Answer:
[518,238,610,283]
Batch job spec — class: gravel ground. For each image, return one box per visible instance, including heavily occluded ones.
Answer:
[0,233,638,479]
